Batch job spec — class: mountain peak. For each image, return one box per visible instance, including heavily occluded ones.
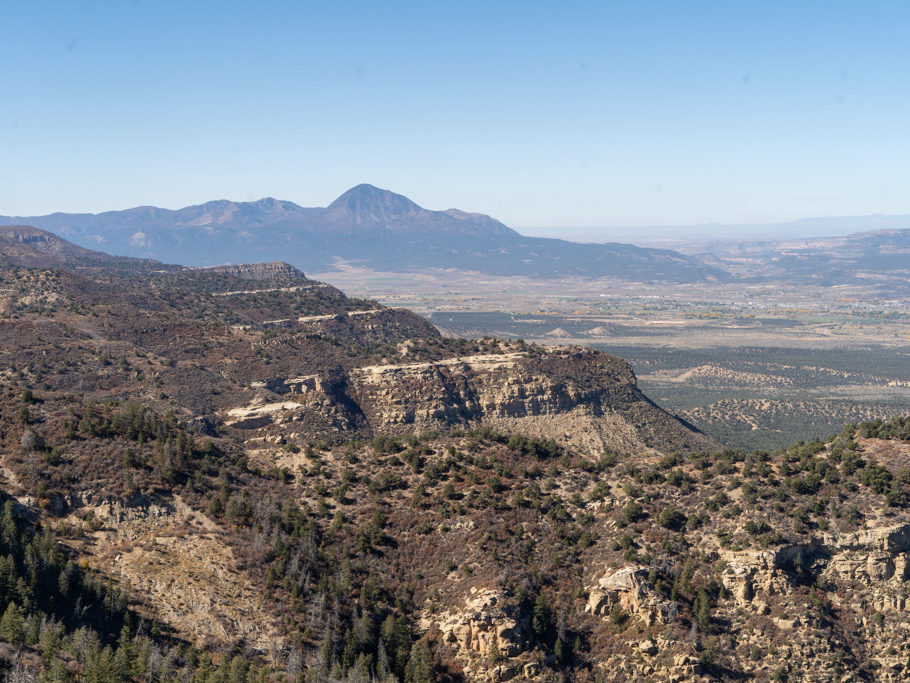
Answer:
[247,197,303,212]
[327,184,422,218]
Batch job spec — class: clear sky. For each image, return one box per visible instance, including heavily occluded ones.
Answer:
[3,1,910,230]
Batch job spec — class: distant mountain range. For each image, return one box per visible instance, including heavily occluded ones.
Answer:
[0,184,727,283]
[528,214,910,246]
[692,229,910,288]
[5,185,910,290]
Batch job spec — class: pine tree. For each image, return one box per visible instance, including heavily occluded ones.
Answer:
[0,601,24,645]
[131,635,152,678]
[554,637,566,664]
[25,614,40,646]
[380,613,411,676]
[227,654,251,683]
[111,644,132,681]
[532,591,551,639]
[376,640,391,680]
[404,639,434,683]
[193,652,213,683]
[695,589,711,632]
[39,620,62,665]
[46,657,69,682]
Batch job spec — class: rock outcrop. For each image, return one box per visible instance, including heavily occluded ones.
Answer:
[62,496,283,653]
[421,588,537,682]
[719,522,910,607]
[231,345,717,458]
[710,522,910,681]
[586,566,678,626]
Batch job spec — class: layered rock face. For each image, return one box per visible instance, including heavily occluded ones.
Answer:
[351,349,714,455]
[580,519,910,681]
[719,522,910,611]
[227,345,716,457]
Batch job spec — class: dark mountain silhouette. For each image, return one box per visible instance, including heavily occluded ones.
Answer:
[0,185,727,282]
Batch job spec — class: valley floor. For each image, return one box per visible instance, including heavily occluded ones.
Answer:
[317,266,910,451]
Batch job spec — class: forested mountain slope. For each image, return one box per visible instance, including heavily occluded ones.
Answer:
[0,236,908,681]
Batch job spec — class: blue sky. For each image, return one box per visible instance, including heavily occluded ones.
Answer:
[3,1,910,230]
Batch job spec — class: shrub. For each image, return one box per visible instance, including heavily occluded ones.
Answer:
[860,462,892,494]
[667,469,693,489]
[608,603,626,625]
[743,519,772,536]
[589,481,610,502]
[788,474,821,495]
[620,501,643,524]
[657,506,687,531]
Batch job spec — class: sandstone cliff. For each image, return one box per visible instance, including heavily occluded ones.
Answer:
[226,342,717,458]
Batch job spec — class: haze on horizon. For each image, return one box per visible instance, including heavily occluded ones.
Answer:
[4,1,910,237]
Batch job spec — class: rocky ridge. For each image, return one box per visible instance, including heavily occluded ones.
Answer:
[225,343,716,457]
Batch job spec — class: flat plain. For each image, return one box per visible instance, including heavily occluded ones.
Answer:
[318,266,910,451]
